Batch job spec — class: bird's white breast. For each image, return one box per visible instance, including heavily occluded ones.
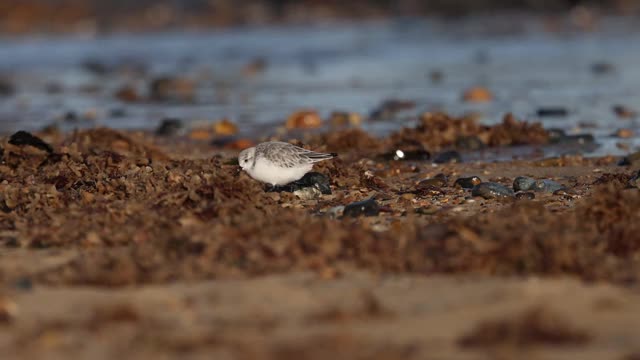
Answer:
[247,158,312,185]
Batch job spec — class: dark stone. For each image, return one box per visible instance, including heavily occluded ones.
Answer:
[429,70,444,83]
[547,128,567,144]
[454,176,482,189]
[110,108,127,118]
[433,150,461,164]
[155,118,184,136]
[63,111,78,123]
[9,131,53,154]
[472,182,514,199]
[455,136,485,151]
[536,107,568,117]
[553,189,577,199]
[513,176,536,192]
[419,174,447,187]
[591,62,615,75]
[293,172,332,195]
[516,191,535,200]
[369,99,415,121]
[12,277,33,291]
[267,172,332,195]
[343,198,380,217]
[149,76,194,102]
[613,105,637,118]
[82,59,111,75]
[3,236,19,246]
[0,78,15,96]
[534,179,565,193]
[619,151,640,166]
[380,149,430,161]
[44,82,63,94]
[557,134,595,145]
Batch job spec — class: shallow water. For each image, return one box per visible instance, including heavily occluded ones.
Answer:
[1,16,640,157]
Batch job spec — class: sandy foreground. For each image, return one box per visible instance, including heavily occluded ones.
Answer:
[1,116,640,359]
[1,272,639,359]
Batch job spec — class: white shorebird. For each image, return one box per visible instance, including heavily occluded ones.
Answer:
[238,141,337,186]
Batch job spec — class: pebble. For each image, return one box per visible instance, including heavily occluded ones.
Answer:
[548,132,595,146]
[418,174,447,187]
[149,76,195,102]
[619,151,640,166]
[462,87,492,102]
[271,172,332,195]
[514,176,566,193]
[294,186,322,200]
[0,297,18,323]
[534,179,565,193]
[369,99,415,120]
[615,128,634,138]
[114,85,139,102]
[515,191,535,200]
[213,119,238,135]
[613,105,637,119]
[547,128,567,143]
[563,134,595,144]
[536,107,568,117]
[553,189,578,199]
[343,198,380,217]
[513,176,536,192]
[242,57,267,76]
[454,176,482,189]
[0,78,16,96]
[326,206,345,218]
[12,277,33,291]
[400,193,416,201]
[471,182,514,199]
[155,118,183,136]
[591,62,615,75]
[110,108,126,118]
[286,110,322,129]
[9,131,53,153]
[433,150,461,164]
[329,111,362,127]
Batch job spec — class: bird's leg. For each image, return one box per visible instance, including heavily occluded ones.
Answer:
[265,184,284,192]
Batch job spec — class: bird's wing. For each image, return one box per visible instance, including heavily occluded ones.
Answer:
[264,142,336,167]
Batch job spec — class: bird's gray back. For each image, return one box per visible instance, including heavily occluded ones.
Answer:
[257,142,330,168]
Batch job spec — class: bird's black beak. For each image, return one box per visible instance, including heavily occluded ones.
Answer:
[234,166,242,176]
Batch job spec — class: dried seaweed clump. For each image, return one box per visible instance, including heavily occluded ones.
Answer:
[390,112,548,151]
[403,185,640,284]
[306,128,385,154]
[63,128,169,161]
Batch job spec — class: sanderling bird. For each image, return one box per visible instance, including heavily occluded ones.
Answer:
[238,141,337,186]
